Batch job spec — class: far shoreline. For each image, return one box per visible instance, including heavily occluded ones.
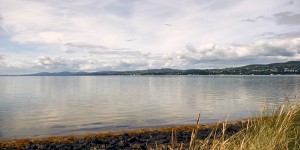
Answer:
[1,74,300,76]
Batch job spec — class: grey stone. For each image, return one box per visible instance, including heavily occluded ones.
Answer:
[131,143,141,149]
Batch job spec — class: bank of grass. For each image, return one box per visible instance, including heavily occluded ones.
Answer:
[186,100,300,150]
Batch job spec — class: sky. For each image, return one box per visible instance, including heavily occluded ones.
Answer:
[0,0,300,74]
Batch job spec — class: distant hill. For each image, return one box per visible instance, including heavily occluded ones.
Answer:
[25,61,300,76]
[210,61,300,75]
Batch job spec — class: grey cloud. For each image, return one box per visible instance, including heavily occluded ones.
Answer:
[187,44,224,57]
[65,49,76,54]
[0,55,5,61]
[168,38,299,69]
[273,11,300,25]
[64,43,108,50]
[0,15,4,26]
[257,32,300,39]
[177,38,300,68]
[88,49,142,56]
[126,39,136,42]
[0,55,6,68]
[2,0,300,74]
[0,16,10,35]
[0,55,15,69]
[172,54,266,69]
[257,32,275,37]
[34,56,79,70]
[258,46,296,56]
[33,56,100,71]
[199,56,284,69]
[114,60,148,71]
[88,50,101,55]
[247,38,299,57]
[177,54,293,69]
[183,56,224,66]
[242,16,271,22]
[256,16,271,20]
[174,45,239,67]
[185,43,197,52]
[242,18,255,22]
[0,55,29,74]
[113,48,131,51]
[103,0,134,18]
[276,32,300,38]
[202,0,243,11]
[274,12,293,17]
[163,24,173,27]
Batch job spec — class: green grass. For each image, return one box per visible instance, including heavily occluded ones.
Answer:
[188,100,300,150]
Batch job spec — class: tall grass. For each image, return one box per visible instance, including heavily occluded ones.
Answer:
[188,99,300,150]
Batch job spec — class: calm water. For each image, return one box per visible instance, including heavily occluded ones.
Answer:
[0,75,299,139]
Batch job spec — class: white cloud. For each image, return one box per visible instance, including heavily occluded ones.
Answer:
[0,54,30,74]
[163,37,300,68]
[0,0,300,74]
[0,37,299,74]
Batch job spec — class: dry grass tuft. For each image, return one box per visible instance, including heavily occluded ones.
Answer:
[186,98,300,150]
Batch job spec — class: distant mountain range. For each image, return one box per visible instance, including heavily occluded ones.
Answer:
[24,61,300,76]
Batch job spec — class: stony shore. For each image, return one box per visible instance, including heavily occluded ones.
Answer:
[0,121,245,150]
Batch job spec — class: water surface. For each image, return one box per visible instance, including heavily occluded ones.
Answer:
[0,75,299,139]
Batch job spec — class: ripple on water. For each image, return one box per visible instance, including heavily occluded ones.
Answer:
[0,76,299,139]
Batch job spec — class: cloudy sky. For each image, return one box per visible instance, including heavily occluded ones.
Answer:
[0,0,300,74]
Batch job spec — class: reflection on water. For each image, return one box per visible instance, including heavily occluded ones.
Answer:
[0,75,299,139]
